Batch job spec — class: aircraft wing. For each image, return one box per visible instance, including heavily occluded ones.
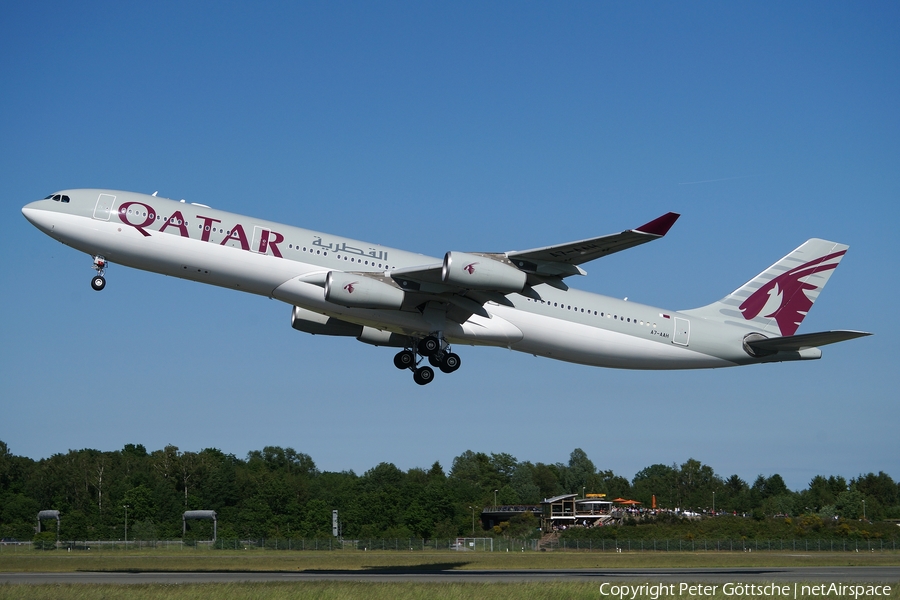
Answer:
[506,212,680,269]
[373,212,681,320]
[746,330,872,354]
[389,211,681,292]
[391,263,444,285]
[387,264,508,319]
[315,212,682,324]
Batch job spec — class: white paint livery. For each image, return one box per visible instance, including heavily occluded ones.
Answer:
[22,189,870,385]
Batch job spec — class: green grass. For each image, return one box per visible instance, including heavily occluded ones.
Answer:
[0,549,898,573]
[0,582,601,600]
[1,582,899,600]
[2,551,898,600]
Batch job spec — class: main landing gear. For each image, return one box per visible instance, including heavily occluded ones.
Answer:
[90,255,107,291]
[393,335,461,386]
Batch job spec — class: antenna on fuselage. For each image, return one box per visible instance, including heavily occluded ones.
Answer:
[152,191,158,196]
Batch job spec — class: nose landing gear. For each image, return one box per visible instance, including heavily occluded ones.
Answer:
[91,256,108,291]
[393,334,462,385]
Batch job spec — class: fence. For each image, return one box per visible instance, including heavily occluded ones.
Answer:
[546,538,899,552]
[3,537,897,552]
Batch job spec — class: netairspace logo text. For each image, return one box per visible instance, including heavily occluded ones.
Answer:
[599,583,893,600]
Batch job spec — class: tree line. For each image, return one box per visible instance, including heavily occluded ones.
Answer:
[0,441,897,542]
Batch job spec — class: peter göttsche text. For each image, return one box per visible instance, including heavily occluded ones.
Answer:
[600,583,893,600]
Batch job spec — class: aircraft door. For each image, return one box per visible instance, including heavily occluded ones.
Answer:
[252,226,272,254]
[251,226,285,256]
[673,317,690,346]
[92,194,116,221]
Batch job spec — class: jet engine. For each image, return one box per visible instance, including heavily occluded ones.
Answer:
[442,251,527,293]
[325,271,405,309]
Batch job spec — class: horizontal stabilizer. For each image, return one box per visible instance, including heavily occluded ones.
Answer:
[746,330,871,354]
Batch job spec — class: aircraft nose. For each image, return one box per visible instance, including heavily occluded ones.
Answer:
[22,202,41,224]
[22,201,54,232]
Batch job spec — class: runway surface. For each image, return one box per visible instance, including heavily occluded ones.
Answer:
[2,566,899,584]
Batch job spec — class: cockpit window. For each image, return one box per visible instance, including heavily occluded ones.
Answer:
[44,194,54,199]
[61,195,69,202]
[46,194,70,203]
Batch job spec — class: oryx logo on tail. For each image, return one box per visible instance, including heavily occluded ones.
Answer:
[739,250,846,336]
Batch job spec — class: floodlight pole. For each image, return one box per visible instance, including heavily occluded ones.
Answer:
[468,506,475,535]
[712,492,715,514]
[493,489,498,508]
[123,505,129,549]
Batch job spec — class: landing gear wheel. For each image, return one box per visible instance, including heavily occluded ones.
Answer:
[393,350,415,370]
[91,256,108,290]
[428,351,445,368]
[413,366,434,385]
[439,352,461,374]
[417,336,440,357]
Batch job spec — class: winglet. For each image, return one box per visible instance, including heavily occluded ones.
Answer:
[635,212,680,237]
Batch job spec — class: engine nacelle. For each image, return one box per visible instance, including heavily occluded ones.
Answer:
[356,326,413,348]
[291,306,362,336]
[325,271,405,309]
[442,251,527,293]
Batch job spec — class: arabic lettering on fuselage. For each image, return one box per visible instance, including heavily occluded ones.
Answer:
[312,236,388,260]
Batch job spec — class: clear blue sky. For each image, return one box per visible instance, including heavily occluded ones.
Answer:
[2,2,897,491]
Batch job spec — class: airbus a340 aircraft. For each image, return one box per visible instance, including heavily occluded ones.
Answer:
[23,189,869,385]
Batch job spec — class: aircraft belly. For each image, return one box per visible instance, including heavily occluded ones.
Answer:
[446,314,523,346]
[44,213,312,295]
[494,307,734,370]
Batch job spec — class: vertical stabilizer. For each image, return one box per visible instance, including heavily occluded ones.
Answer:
[682,239,848,336]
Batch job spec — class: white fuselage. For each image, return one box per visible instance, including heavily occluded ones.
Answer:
[23,189,765,371]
